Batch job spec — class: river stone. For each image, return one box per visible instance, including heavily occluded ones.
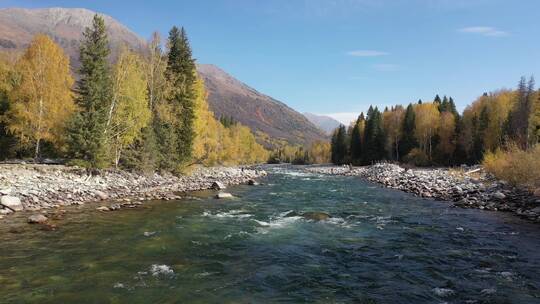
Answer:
[215,192,233,199]
[247,179,259,186]
[0,188,12,195]
[534,188,540,198]
[493,191,506,200]
[0,208,13,215]
[530,207,540,213]
[94,191,109,200]
[302,212,331,221]
[1,196,23,211]
[96,206,110,212]
[27,214,48,224]
[212,181,226,190]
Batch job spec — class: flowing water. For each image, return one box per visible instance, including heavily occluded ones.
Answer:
[1,166,539,303]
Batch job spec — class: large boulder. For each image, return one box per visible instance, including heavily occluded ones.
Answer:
[1,195,24,211]
[302,212,331,221]
[27,214,48,224]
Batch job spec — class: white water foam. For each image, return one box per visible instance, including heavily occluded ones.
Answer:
[202,209,253,219]
[224,231,250,240]
[252,215,303,234]
[432,287,455,297]
[150,264,174,277]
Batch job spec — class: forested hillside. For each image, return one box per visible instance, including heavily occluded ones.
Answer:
[0,15,268,171]
[331,87,540,168]
[0,7,326,148]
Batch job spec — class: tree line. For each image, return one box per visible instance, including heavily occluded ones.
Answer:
[331,83,540,166]
[0,15,268,172]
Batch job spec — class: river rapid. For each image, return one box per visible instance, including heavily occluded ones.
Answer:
[0,165,539,303]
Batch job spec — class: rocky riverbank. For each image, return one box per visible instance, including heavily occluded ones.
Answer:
[306,163,540,222]
[0,164,266,219]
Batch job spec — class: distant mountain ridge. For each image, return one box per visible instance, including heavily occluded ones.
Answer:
[0,7,145,68]
[303,113,342,134]
[197,64,327,146]
[0,7,327,146]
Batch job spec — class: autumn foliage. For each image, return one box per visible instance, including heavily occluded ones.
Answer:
[0,16,269,171]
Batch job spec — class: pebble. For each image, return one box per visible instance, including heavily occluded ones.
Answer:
[27,214,48,224]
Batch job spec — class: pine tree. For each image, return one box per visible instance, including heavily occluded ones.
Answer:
[165,26,197,169]
[399,103,417,158]
[350,113,365,165]
[364,107,385,163]
[331,125,348,165]
[440,96,449,112]
[448,97,458,117]
[66,14,112,167]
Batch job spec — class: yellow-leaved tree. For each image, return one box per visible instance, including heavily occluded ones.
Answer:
[308,140,331,164]
[107,49,151,167]
[414,102,440,159]
[192,74,268,166]
[192,75,223,165]
[437,111,456,160]
[382,106,405,160]
[7,34,75,158]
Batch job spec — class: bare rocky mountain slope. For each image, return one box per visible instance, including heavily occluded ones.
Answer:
[0,7,145,68]
[197,64,327,146]
[0,7,327,146]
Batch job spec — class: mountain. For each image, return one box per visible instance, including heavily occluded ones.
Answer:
[303,113,342,134]
[0,7,145,68]
[0,7,327,146]
[197,64,327,146]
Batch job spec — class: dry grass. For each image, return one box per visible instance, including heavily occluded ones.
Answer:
[482,144,540,191]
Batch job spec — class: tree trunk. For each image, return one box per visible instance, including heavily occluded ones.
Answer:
[35,96,44,160]
[35,137,41,160]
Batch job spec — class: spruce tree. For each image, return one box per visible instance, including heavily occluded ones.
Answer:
[67,14,112,167]
[364,107,385,163]
[331,125,348,165]
[448,97,458,117]
[350,113,364,165]
[165,26,197,168]
[399,103,417,159]
[440,96,449,112]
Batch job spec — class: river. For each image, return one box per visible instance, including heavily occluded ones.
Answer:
[1,166,539,303]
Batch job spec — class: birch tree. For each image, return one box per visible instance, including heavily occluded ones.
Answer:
[108,49,151,167]
[7,34,75,158]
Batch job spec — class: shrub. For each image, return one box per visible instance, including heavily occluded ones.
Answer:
[404,148,430,167]
[483,144,540,191]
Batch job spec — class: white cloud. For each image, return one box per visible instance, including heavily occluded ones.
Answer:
[459,26,508,37]
[347,50,389,57]
[373,63,399,72]
[323,112,360,125]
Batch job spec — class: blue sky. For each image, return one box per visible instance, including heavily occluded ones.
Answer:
[3,0,540,123]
